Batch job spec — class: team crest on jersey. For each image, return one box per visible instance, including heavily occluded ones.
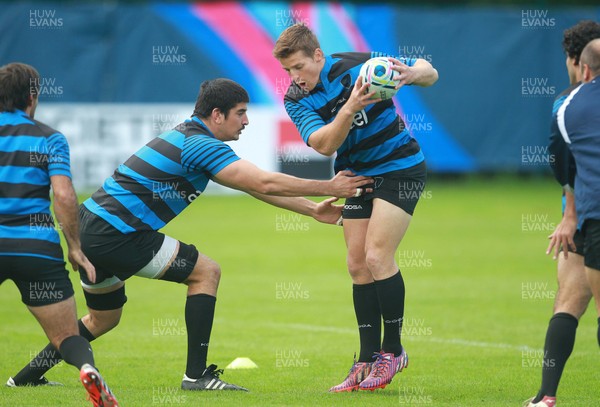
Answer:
[340,74,352,89]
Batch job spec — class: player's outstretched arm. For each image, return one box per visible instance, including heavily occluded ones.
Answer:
[50,175,96,283]
[306,76,379,156]
[213,159,372,198]
[248,193,343,225]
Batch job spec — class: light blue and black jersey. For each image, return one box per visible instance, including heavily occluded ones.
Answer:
[84,116,240,234]
[0,109,71,261]
[284,52,424,176]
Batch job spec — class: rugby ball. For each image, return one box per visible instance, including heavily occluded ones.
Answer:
[359,57,398,100]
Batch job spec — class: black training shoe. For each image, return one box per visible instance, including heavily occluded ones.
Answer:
[181,364,248,391]
[6,376,63,387]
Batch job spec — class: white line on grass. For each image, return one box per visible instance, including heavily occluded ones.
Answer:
[262,322,541,352]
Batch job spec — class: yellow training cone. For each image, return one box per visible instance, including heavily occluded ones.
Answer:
[225,357,258,369]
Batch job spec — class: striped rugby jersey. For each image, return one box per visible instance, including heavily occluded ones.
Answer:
[84,116,240,234]
[0,109,71,261]
[284,52,424,176]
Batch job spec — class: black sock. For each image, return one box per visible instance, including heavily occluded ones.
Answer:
[59,335,94,370]
[534,312,578,401]
[374,271,405,356]
[185,294,216,379]
[12,319,96,385]
[12,342,62,385]
[353,283,381,362]
[597,317,600,348]
[78,319,96,342]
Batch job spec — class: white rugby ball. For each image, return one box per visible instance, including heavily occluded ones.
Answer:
[359,57,398,100]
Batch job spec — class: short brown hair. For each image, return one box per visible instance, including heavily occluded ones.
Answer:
[580,38,600,77]
[0,62,39,112]
[273,23,321,60]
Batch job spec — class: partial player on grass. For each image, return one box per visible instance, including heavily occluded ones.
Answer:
[524,20,600,407]
[542,37,600,406]
[7,78,372,393]
[0,62,118,407]
[273,23,438,392]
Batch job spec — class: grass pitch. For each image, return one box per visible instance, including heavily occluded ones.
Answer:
[1,176,598,406]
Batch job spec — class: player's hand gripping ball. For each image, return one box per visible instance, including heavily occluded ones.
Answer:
[359,57,399,100]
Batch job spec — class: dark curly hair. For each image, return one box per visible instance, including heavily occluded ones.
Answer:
[562,20,600,64]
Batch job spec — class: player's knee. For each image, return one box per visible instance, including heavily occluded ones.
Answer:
[203,260,221,282]
[188,258,221,285]
[574,294,593,316]
[100,311,122,331]
[86,309,122,336]
[347,254,367,276]
[555,295,591,319]
[52,331,78,350]
[102,317,121,333]
[347,254,375,284]
[364,248,384,272]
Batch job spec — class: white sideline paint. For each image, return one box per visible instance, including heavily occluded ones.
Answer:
[262,322,542,352]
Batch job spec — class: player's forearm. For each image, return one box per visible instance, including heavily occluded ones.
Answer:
[563,190,577,221]
[248,192,316,216]
[216,159,369,198]
[410,59,438,87]
[258,172,330,197]
[306,108,355,156]
[53,186,82,250]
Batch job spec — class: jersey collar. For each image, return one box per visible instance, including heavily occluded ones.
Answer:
[313,55,334,93]
[190,116,216,138]
[0,108,28,117]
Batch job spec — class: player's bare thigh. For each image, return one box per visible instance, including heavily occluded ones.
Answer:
[364,198,413,280]
[344,218,372,284]
[27,296,79,348]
